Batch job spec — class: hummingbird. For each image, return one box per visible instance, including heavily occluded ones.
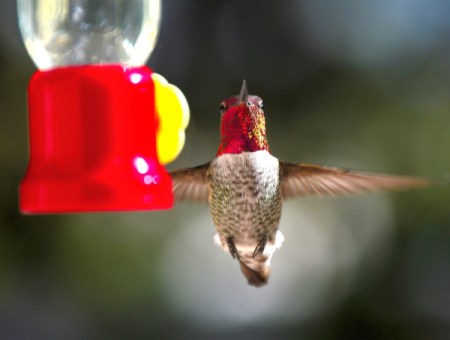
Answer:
[170,80,428,287]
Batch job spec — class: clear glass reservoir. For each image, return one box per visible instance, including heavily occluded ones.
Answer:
[18,0,161,70]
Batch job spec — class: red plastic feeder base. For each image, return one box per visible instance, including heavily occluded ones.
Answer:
[20,65,174,213]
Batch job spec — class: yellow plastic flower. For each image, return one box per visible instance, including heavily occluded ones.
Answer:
[152,73,189,164]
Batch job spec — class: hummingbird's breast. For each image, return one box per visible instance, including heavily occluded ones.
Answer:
[207,150,282,249]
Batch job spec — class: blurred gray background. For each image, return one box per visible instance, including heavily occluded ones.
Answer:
[1,0,450,339]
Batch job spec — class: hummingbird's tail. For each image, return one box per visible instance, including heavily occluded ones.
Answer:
[239,259,270,287]
[213,231,285,287]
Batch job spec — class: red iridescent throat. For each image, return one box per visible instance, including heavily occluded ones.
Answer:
[217,103,270,156]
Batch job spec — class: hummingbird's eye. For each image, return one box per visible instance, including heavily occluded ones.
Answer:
[219,103,227,114]
[259,102,264,109]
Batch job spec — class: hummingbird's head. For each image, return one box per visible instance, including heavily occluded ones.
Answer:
[217,80,269,156]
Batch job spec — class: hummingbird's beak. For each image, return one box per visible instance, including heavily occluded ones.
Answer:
[238,80,248,105]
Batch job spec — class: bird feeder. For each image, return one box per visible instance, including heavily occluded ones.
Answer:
[17,0,189,213]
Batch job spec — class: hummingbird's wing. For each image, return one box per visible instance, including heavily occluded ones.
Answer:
[170,163,210,202]
[279,162,428,199]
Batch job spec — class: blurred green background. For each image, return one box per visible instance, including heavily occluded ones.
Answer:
[1,0,450,339]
